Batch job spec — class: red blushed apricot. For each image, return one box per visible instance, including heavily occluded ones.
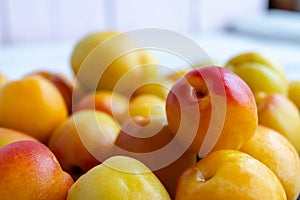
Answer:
[166,66,257,157]
[0,140,73,200]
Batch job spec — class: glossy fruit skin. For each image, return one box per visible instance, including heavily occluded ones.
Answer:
[225,52,288,102]
[175,150,287,200]
[257,93,300,153]
[0,140,74,200]
[166,66,257,156]
[67,156,171,200]
[241,125,300,200]
[0,76,68,143]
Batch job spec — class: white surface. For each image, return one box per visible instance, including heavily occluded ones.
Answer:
[0,31,299,81]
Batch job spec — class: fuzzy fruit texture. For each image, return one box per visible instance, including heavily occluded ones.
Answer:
[166,66,257,157]
[0,140,74,200]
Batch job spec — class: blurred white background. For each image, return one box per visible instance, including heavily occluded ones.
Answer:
[0,0,299,80]
[0,0,267,44]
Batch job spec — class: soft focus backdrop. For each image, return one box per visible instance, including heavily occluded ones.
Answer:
[0,0,299,80]
[0,0,267,44]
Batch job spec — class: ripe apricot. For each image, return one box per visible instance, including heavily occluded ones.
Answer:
[175,150,287,200]
[241,125,300,200]
[0,76,68,143]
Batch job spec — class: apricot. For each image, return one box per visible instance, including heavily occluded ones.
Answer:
[70,31,151,94]
[241,125,300,200]
[114,117,196,198]
[48,110,120,179]
[0,76,68,143]
[129,94,166,120]
[175,150,287,200]
[257,94,300,153]
[71,31,119,75]
[27,70,74,114]
[137,49,159,81]
[0,140,74,200]
[166,66,257,156]
[132,78,175,100]
[225,51,288,102]
[67,156,171,200]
